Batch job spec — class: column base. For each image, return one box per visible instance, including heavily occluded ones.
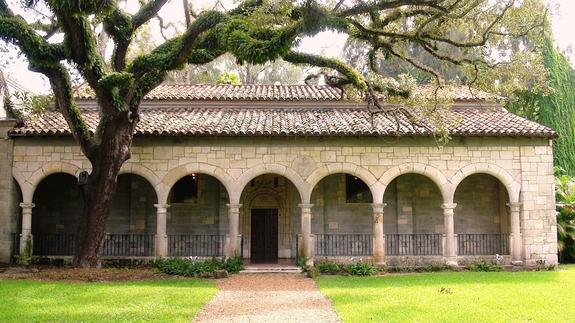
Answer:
[511,260,524,266]
[373,256,386,266]
[445,258,458,267]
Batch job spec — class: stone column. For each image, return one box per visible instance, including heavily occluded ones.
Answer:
[226,203,242,257]
[507,202,523,265]
[154,204,170,258]
[299,203,314,266]
[372,203,387,265]
[442,203,457,266]
[19,203,35,255]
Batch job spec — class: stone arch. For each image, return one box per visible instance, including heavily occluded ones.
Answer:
[159,162,234,204]
[379,163,450,202]
[449,163,520,203]
[119,163,162,202]
[24,161,82,204]
[306,163,384,204]
[234,163,309,203]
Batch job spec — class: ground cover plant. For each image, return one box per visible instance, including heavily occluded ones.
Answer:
[153,257,243,277]
[317,264,575,322]
[0,279,217,322]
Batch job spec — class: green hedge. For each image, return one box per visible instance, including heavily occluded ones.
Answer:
[153,257,243,277]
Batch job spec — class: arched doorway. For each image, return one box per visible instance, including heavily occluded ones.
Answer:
[240,174,301,263]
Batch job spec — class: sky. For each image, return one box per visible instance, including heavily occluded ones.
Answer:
[3,0,575,94]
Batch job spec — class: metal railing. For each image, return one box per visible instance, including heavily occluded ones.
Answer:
[457,233,510,255]
[386,234,443,256]
[33,234,76,256]
[102,234,155,257]
[315,234,372,256]
[168,234,225,257]
[29,233,155,257]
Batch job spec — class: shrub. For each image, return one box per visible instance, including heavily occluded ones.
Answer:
[344,262,377,276]
[221,257,243,274]
[316,260,343,274]
[465,260,503,272]
[153,257,243,277]
[306,266,319,279]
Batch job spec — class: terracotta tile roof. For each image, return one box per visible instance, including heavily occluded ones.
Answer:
[73,83,500,102]
[10,106,556,138]
[75,84,344,101]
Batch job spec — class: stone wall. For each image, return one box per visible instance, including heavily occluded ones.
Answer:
[0,119,17,262]
[7,135,557,265]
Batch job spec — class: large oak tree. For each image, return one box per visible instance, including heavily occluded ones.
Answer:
[0,0,545,267]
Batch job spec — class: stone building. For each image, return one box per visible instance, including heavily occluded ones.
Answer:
[0,84,558,266]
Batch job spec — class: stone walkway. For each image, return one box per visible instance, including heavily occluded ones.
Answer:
[194,274,340,322]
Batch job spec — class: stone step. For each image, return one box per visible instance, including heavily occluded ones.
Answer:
[240,267,303,274]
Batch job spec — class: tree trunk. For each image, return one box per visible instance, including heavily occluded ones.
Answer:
[73,113,135,268]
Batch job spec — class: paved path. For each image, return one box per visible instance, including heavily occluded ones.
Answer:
[194,274,340,322]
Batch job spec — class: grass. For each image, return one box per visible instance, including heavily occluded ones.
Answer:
[0,279,217,322]
[317,265,575,322]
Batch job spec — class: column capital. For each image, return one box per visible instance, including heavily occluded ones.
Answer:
[441,203,457,210]
[506,202,522,210]
[298,203,314,209]
[226,203,243,209]
[154,203,170,209]
[371,203,387,213]
[19,202,35,209]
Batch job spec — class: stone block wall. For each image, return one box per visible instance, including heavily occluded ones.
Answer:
[0,119,17,262]
[7,135,558,265]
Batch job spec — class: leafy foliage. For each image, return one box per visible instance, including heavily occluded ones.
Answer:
[465,260,503,272]
[509,36,575,175]
[315,260,377,276]
[153,257,243,277]
[555,171,575,262]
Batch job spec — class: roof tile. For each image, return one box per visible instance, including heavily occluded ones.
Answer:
[10,106,555,138]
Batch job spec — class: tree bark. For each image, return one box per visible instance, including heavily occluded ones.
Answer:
[72,112,135,268]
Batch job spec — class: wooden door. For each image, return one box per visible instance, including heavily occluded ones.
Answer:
[250,208,278,263]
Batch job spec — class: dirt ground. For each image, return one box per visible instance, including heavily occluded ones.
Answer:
[0,266,171,282]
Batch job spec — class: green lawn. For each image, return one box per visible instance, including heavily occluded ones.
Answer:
[317,265,575,322]
[0,279,217,322]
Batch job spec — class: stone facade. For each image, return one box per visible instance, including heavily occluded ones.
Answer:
[0,133,557,265]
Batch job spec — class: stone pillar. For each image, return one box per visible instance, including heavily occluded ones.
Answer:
[372,203,387,265]
[19,203,35,255]
[299,203,314,266]
[226,203,242,257]
[154,204,170,258]
[507,202,523,265]
[442,203,457,266]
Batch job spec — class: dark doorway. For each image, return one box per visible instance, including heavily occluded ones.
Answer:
[250,208,278,263]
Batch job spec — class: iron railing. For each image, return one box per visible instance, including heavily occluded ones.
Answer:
[102,234,155,257]
[30,233,155,257]
[33,234,76,256]
[457,233,510,255]
[386,234,443,256]
[168,234,225,257]
[315,234,373,256]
